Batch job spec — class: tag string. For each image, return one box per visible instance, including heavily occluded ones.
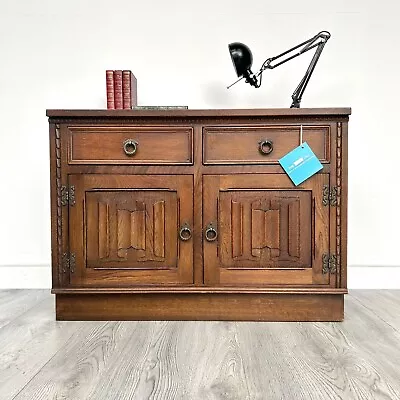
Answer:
[300,125,303,147]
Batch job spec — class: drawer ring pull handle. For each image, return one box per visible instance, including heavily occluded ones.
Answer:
[205,223,218,242]
[123,139,138,156]
[258,139,273,155]
[179,223,192,241]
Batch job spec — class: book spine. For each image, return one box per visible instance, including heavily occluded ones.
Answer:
[130,72,138,108]
[113,70,123,109]
[122,71,138,109]
[132,106,188,110]
[122,70,132,109]
[106,70,115,109]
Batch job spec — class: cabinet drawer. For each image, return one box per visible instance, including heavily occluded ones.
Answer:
[67,126,193,165]
[203,125,330,164]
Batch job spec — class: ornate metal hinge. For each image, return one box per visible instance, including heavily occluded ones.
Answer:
[61,185,76,206]
[62,252,76,274]
[322,253,337,274]
[322,185,338,206]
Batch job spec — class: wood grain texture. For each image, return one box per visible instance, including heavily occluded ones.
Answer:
[203,124,330,164]
[3,290,400,400]
[46,108,352,118]
[49,108,349,321]
[85,321,156,400]
[340,121,348,288]
[0,290,48,329]
[315,295,400,399]
[0,297,101,400]
[193,125,204,285]
[235,307,400,400]
[133,321,251,400]
[12,321,142,400]
[52,287,348,294]
[351,290,400,331]
[55,293,344,321]
[67,126,193,165]
[204,173,331,287]
[69,174,193,286]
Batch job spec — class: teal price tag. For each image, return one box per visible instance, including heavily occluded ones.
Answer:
[278,142,323,186]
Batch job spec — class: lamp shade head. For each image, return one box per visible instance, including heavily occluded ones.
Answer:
[228,42,253,78]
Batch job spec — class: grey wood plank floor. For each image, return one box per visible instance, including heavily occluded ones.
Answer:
[0,290,48,330]
[0,291,399,400]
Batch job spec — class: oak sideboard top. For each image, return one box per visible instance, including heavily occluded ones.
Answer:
[46,108,352,119]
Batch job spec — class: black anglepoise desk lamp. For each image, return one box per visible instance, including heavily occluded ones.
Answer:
[228,31,331,108]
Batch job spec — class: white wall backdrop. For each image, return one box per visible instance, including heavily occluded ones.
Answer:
[0,0,399,288]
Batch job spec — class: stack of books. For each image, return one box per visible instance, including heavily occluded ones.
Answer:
[106,70,137,109]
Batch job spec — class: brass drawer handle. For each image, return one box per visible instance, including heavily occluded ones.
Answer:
[205,223,218,242]
[179,223,192,241]
[258,139,273,155]
[123,139,138,156]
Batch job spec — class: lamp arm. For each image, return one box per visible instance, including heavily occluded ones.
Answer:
[256,31,331,108]
[289,39,328,108]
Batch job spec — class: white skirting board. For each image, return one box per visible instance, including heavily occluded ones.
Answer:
[0,265,399,289]
[347,266,400,289]
[0,266,52,289]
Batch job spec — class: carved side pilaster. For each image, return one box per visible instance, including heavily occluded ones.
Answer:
[336,123,342,282]
[55,124,65,277]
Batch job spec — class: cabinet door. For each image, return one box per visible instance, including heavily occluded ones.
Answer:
[203,174,334,286]
[69,175,193,286]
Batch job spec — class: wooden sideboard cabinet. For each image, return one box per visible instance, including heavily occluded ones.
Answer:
[47,108,350,321]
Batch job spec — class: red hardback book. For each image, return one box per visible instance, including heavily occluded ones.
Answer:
[113,70,123,109]
[122,70,138,109]
[106,70,115,109]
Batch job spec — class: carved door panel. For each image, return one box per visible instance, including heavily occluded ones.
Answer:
[69,175,193,286]
[203,174,334,286]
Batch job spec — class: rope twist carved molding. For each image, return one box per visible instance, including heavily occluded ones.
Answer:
[336,122,342,283]
[55,124,65,279]
[49,116,338,125]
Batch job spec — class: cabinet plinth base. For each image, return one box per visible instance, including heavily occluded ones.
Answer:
[55,293,344,322]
